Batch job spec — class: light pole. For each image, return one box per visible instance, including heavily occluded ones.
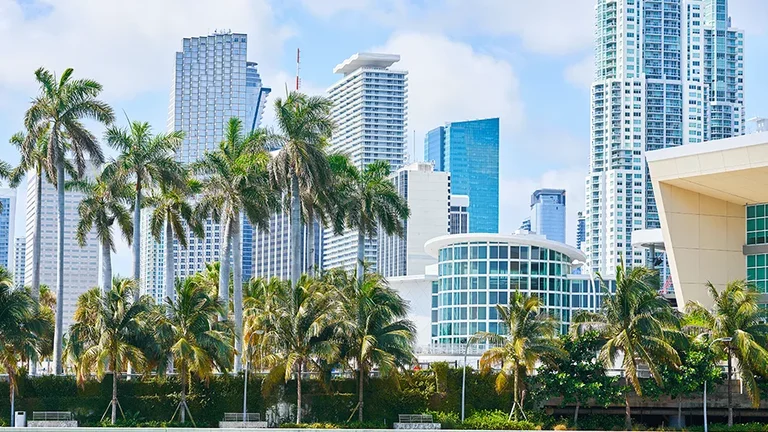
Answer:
[461,339,470,422]
[704,337,732,432]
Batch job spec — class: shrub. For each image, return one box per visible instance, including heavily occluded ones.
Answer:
[462,409,541,430]
[424,410,462,429]
[553,424,569,431]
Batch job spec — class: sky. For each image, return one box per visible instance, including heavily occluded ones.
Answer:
[1,0,768,277]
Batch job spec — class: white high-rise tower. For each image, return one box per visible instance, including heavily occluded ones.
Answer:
[585,0,744,276]
[322,53,408,271]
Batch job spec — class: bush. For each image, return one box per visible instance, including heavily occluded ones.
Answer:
[424,410,462,429]
[686,424,768,432]
[553,424,569,431]
[462,409,541,430]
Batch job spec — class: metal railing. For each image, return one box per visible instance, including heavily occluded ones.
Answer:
[398,414,434,423]
[31,411,73,421]
[223,413,260,422]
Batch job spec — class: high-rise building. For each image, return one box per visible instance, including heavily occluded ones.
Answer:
[520,218,531,232]
[450,194,470,235]
[141,31,268,302]
[323,53,408,271]
[25,166,98,330]
[251,214,320,281]
[530,189,566,243]
[13,237,25,288]
[378,162,450,277]
[425,118,499,234]
[584,0,744,275]
[0,188,15,271]
[576,212,586,250]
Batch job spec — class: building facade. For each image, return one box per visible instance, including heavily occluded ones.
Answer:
[520,217,531,232]
[425,118,499,234]
[576,211,586,250]
[25,167,98,330]
[141,31,268,301]
[323,53,408,272]
[378,162,450,277]
[584,0,745,276]
[13,237,25,288]
[0,188,15,271]
[449,194,470,235]
[529,189,566,243]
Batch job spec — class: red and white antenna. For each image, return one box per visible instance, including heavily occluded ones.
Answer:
[296,48,301,91]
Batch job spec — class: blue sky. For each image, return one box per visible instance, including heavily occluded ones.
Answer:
[1,0,767,276]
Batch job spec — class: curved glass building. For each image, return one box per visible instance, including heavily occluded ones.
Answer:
[425,233,592,344]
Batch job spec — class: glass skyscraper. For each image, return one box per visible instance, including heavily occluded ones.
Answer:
[425,118,499,234]
[530,189,566,244]
[0,188,15,271]
[576,212,586,250]
[585,0,744,275]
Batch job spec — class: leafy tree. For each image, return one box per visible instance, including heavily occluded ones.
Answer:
[24,67,115,373]
[685,280,768,426]
[327,156,409,283]
[478,291,563,421]
[68,168,134,293]
[105,120,184,288]
[572,260,681,430]
[195,117,277,371]
[326,268,415,422]
[268,92,334,287]
[534,331,621,426]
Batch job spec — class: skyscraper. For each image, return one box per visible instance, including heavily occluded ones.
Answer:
[520,218,531,232]
[425,118,499,234]
[378,162,450,277]
[530,189,566,243]
[25,166,98,330]
[450,194,470,235]
[13,237,25,288]
[584,0,744,275]
[576,211,586,250]
[323,53,408,271]
[141,31,268,301]
[0,188,15,271]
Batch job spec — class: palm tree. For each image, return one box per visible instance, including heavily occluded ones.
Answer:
[330,156,409,282]
[685,280,768,426]
[68,168,134,293]
[328,268,415,422]
[269,92,335,288]
[160,278,233,424]
[572,260,681,430]
[255,275,338,423]
[146,176,204,313]
[72,278,151,424]
[477,291,563,421]
[191,262,221,298]
[0,267,46,426]
[105,121,184,289]
[24,67,115,373]
[195,117,277,371]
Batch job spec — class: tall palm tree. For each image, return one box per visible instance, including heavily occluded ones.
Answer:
[685,280,768,426]
[105,121,184,289]
[159,279,233,424]
[572,260,681,430]
[327,268,415,422]
[24,67,115,373]
[68,168,134,293]
[146,176,204,313]
[195,117,277,371]
[477,291,563,421]
[65,287,101,382]
[0,267,46,426]
[191,261,221,298]
[72,278,151,424]
[330,156,409,282]
[269,92,335,288]
[255,275,338,423]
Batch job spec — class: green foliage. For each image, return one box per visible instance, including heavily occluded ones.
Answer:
[642,339,723,401]
[462,409,541,430]
[686,423,768,432]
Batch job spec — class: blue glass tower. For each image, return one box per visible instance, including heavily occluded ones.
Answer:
[530,189,566,243]
[425,118,499,234]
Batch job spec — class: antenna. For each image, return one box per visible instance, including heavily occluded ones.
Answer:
[296,48,301,91]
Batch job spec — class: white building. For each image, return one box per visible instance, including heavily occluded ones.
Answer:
[141,31,268,301]
[449,194,469,235]
[25,167,98,330]
[0,188,15,272]
[378,162,450,278]
[323,52,408,272]
[584,0,745,276]
[13,237,25,288]
[251,213,320,281]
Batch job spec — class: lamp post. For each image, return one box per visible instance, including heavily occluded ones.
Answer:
[461,339,471,422]
[243,329,265,423]
[704,337,732,432]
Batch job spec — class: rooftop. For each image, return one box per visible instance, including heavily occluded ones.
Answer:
[424,232,586,262]
[333,52,401,75]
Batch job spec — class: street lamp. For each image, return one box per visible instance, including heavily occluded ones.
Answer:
[461,340,470,422]
[243,329,265,423]
[704,337,732,432]
[572,260,597,311]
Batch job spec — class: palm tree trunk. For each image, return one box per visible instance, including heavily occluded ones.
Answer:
[219,214,232,320]
[356,229,365,285]
[513,365,520,422]
[290,174,302,289]
[111,369,118,424]
[296,361,303,424]
[306,212,315,276]
[727,350,733,427]
[164,219,174,317]
[101,240,112,294]
[232,212,243,373]
[180,365,187,424]
[358,365,364,423]
[31,170,42,300]
[9,377,14,427]
[624,394,632,431]
[574,399,580,426]
[53,158,65,375]
[132,180,142,300]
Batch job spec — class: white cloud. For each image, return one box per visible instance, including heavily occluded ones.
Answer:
[564,55,594,89]
[374,32,525,160]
